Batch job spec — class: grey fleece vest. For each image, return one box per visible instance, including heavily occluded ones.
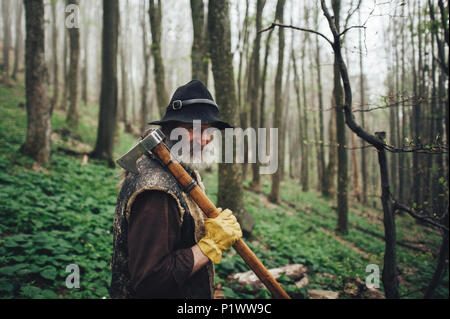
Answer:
[109,153,214,298]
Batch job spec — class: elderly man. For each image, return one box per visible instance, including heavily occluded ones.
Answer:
[110,80,242,299]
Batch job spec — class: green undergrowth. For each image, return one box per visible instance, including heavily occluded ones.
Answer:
[0,82,448,299]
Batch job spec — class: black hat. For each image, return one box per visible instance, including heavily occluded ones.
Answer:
[148,80,233,130]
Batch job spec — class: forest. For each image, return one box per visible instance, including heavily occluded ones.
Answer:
[0,0,448,300]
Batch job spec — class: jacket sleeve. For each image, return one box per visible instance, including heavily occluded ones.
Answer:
[127,190,194,298]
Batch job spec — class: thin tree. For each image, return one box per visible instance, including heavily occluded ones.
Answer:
[91,0,119,165]
[249,0,266,190]
[140,0,151,132]
[300,6,310,192]
[81,2,89,105]
[190,0,209,85]
[119,0,131,133]
[331,0,348,234]
[259,26,274,133]
[208,0,252,234]
[50,0,59,112]
[11,0,23,81]
[269,0,286,204]
[20,0,51,165]
[358,5,368,205]
[148,0,168,117]
[1,0,11,84]
[66,0,80,128]
[314,3,326,195]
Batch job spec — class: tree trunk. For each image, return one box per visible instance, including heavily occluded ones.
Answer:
[376,133,399,299]
[268,0,286,204]
[324,107,338,197]
[351,132,360,201]
[412,1,423,208]
[249,0,266,190]
[50,1,59,112]
[238,0,250,181]
[148,0,168,117]
[300,24,309,193]
[2,0,11,83]
[61,25,69,110]
[66,0,80,128]
[292,51,304,186]
[91,0,119,166]
[190,0,208,85]
[332,0,348,234]
[208,0,253,235]
[314,7,326,196]
[20,0,51,165]
[120,0,130,133]
[12,0,23,81]
[260,28,274,135]
[399,5,407,203]
[81,3,89,105]
[358,9,368,205]
[140,0,150,133]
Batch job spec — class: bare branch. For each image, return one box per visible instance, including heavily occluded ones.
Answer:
[393,201,449,232]
[339,25,366,37]
[258,22,333,45]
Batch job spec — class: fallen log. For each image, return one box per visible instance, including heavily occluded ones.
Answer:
[229,264,307,290]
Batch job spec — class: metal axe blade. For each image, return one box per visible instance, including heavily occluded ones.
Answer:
[116,129,166,174]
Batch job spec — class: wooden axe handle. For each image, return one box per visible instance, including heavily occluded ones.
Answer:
[152,143,291,299]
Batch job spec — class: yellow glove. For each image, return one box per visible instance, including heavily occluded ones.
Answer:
[197,208,243,264]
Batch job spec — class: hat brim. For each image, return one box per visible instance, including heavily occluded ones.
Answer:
[148,104,234,130]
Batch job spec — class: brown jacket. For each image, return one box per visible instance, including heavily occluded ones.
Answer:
[109,154,214,299]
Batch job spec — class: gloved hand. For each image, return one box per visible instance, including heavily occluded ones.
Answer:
[197,208,243,264]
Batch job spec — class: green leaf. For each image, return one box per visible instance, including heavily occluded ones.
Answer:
[40,266,58,280]
[20,285,43,298]
[40,289,59,299]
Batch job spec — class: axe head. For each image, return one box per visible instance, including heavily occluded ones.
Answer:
[116,129,166,174]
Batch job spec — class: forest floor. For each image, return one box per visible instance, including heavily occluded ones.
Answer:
[0,82,448,299]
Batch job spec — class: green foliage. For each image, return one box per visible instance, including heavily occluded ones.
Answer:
[0,83,447,299]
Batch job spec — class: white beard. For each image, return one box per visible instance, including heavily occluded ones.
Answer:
[165,138,215,172]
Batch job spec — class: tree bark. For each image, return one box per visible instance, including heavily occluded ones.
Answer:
[249,0,266,190]
[331,0,348,234]
[81,3,89,105]
[268,0,286,204]
[119,0,131,133]
[358,8,368,205]
[190,0,209,85]
[208,0,252,234]
[376,133,399,299]
[91,0,119,166]
[140,0,150,133]
[148,0,168,117]
[300,10,310,192]
[2,0,11,83]
[20,0,51,165]
[66,0,80,128]
[50,1,59,112]
[12,0,23,81]
[314,6,326,196]
[260,28,274,133]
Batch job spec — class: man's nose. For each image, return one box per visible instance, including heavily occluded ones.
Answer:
[194,131,213,147]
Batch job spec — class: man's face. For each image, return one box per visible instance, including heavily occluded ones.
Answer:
[166,122,216,171]
[177,123,214,150]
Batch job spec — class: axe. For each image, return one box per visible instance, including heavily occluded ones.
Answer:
[117,129,290,299]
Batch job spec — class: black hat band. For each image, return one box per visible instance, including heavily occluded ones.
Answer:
[171,98,218,111]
